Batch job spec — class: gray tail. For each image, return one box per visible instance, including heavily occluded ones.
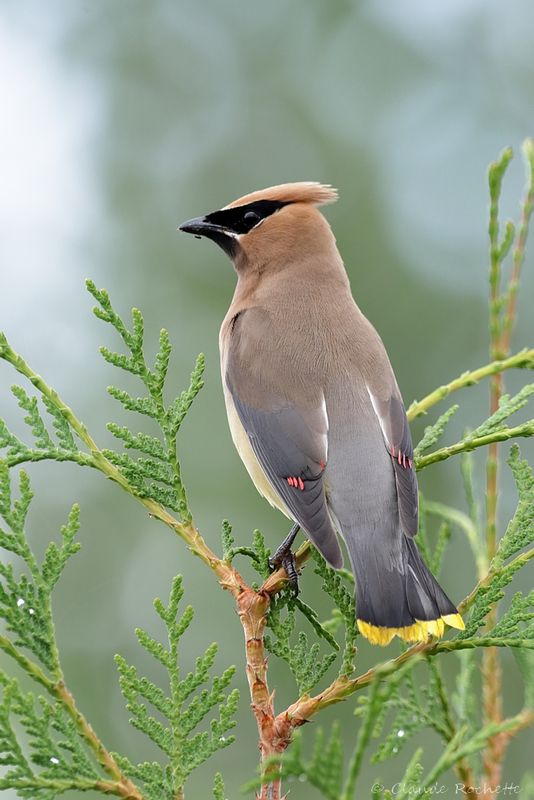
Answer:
[345,525,459,643]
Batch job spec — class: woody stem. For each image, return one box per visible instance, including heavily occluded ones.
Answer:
[237,588,292,799]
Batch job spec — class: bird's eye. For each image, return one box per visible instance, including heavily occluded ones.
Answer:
[243,211,260,225]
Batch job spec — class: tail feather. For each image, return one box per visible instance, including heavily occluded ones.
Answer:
[404,538,457,620]
[344,524,463,646]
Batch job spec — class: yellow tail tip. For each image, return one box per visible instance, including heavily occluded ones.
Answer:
[441,613,465,630]
[357,612,464,646]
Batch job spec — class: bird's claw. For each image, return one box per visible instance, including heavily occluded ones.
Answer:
[269,522,301,594]
[269,547,300,595]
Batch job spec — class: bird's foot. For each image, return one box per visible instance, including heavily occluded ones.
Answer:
[269,523,301,595]
[269,548,300,595]
[281,551,300,595]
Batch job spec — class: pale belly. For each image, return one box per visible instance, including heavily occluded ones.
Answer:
[223,384,292,519]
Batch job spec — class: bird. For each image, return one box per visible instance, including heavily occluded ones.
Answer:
[179,182,464,646]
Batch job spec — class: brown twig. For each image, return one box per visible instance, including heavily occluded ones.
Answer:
[482,140,534,787]
[483,146,513,787]
[237,589,292,800]
[267,544,534,737]
[52,681,141,798]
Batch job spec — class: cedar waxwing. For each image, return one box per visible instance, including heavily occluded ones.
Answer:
[179,183,464,646]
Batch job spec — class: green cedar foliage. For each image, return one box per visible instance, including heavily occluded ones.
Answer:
[1,279,534,799]
[0,468,105,796]
[312,549,358,676]
[456,446,534,645]
[0,465,238,799]
[0,291,238,797]
[113,576,238,799]
[0,466,78,677]
[0,673,102,797]
[87,280,204,521]
[413,404,459,458]
[0,142,534,798]
[0,381,88,471]
[264,589,338,694]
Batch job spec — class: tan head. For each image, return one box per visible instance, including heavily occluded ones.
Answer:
[179,182,339,271]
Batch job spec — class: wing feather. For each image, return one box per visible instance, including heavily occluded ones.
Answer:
[224,308,343,567]
[366,385,418,536]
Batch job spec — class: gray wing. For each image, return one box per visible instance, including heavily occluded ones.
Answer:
[366,386,419,536]
[225,308,343,568]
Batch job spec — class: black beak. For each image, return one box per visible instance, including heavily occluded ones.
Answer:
[178,215,237,257]
[178,215,226,238]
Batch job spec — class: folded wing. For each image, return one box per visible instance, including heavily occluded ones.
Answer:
[366,385,418,536]
[224,308,343,568]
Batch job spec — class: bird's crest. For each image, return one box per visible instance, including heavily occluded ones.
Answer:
[224,182,338,210]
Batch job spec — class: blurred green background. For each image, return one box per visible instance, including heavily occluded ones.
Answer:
[1,1,533,797]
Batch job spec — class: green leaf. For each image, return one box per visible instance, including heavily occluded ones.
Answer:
[213,771,226,800]
[0,382,84,473]
[372,661,447,764]
[490,590,534,639]
[250,529,270,578]
[0,673,101,795]
[512,648,534,709]
[106,424,167,460]
[88,282,203,521]
[470,385,534,438]
[116,574,238,797]
[458,555,529,640]
[221,520,235,562]
[107,386,159,418]
[294,597,340,651]
[452,650,477,729]
[153,329,172,399]
[496,445,534,562]
[41,505,81,591]
[0,470,79,674]
[166,354,205,436]
[414,404,459,457]
[312,549,357,676]
[41,396,77,452]
[11,386,54,451]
